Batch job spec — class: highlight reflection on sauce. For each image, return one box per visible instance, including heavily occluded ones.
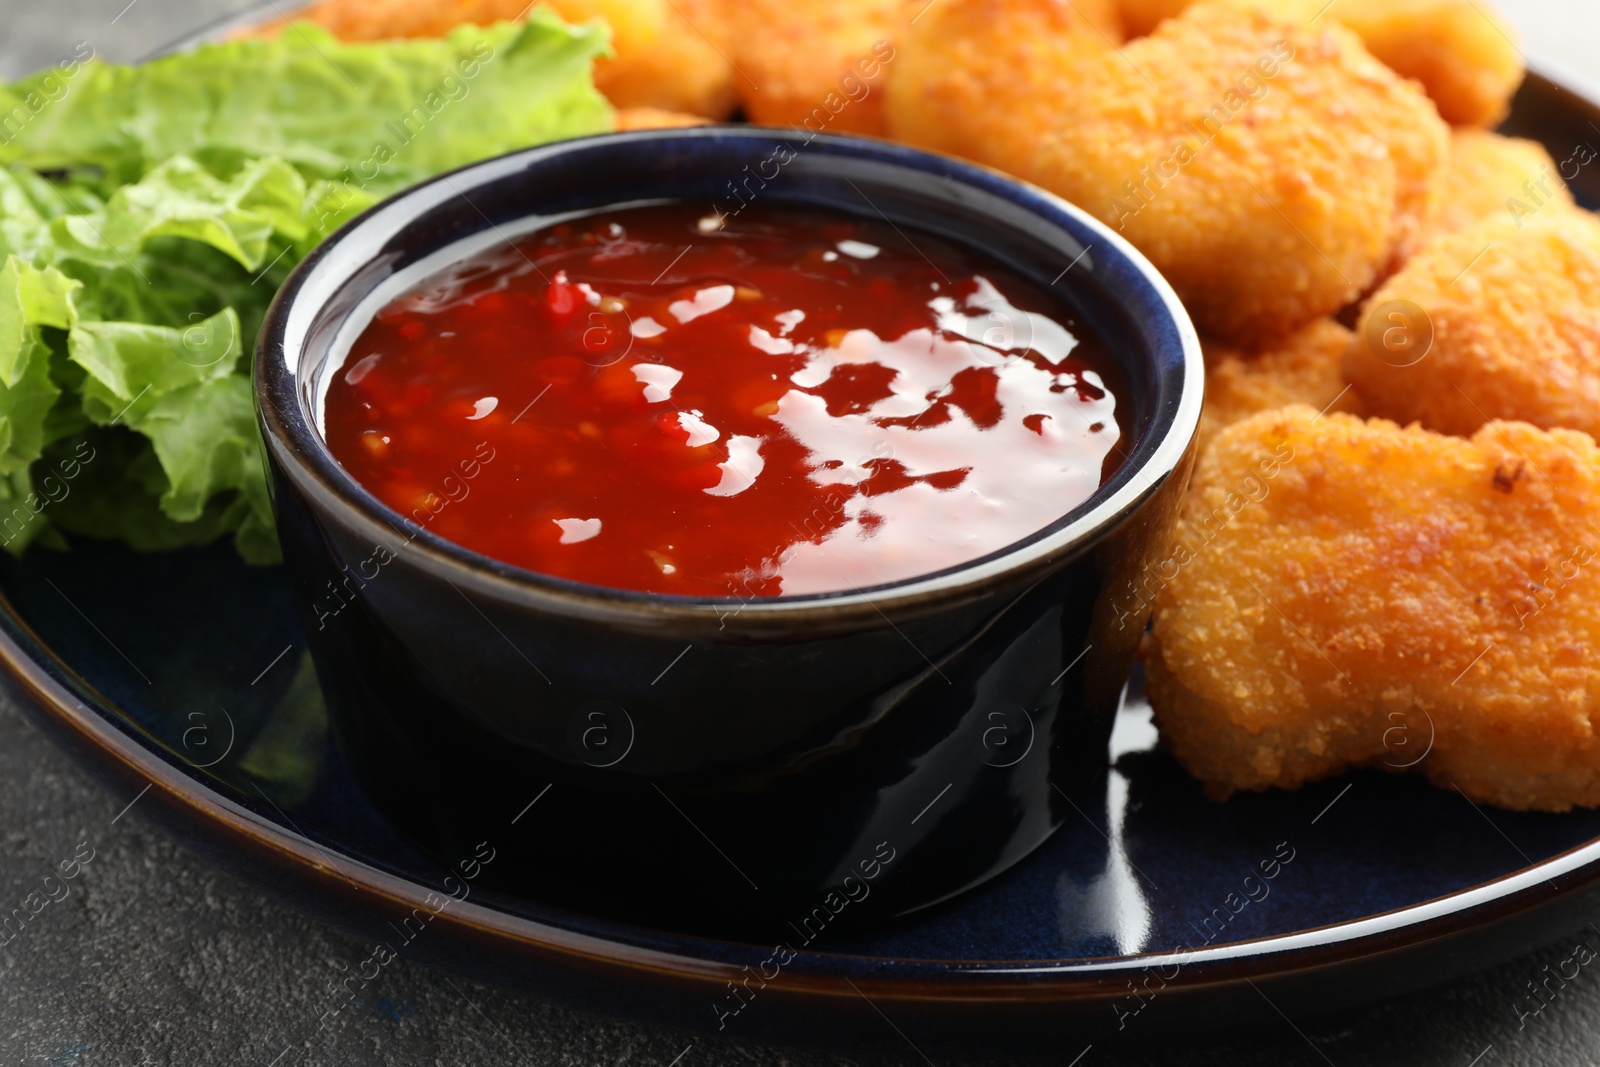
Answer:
[324,202,1127,597]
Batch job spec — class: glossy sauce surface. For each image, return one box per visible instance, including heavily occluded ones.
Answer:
[323,202,1127,597]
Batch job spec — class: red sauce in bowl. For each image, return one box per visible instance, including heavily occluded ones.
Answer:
[323,202,1128,597]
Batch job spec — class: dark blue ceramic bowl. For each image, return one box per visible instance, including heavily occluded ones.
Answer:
[255,128,1202,936]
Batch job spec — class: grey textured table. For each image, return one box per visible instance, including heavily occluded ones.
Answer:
[2,1,1599,1063]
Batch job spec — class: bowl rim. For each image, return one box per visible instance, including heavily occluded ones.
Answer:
[256,127,1203,623]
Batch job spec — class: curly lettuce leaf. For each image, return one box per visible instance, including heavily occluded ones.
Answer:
[131,377,269,531]
[0,167,78,263]
[52,156,311,272]
[0,258,78,475]
[0,13,610,563]
[0,466,65,553]
[0,15,612,192]
[70,308,242,417]
[44,428,240,553]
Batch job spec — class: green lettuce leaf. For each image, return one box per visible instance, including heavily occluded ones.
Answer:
[128,376,267,530]
[0,12,610,562]
[0,15,612,192]
[70,308,242,419]
[45,428,239,553]
[0,167,76,263]
[0,258,77,474]
[52,156,311,272]
[0,467,61,553]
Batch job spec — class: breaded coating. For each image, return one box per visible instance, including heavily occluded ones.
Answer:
[277,0,738,118]
[1115,0,1524,127]
[612,107,712,130]
[1427,129,1574,239]
[1197,319,1359,454]
[263,0,489,38]
[1146,406,1600,812]
[726,0,905,136]
[1119,0,1322,35]
[565,0,737,118]
[882,0,1123,178]
[1344,212,1600,439]
[1333,0,1523,128]
[1118,0,1190,36]
[1035,1,1448,346]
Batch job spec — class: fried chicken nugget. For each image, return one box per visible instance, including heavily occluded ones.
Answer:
[1114,0,1523,127]
[264,0,488,38]
[1118,0,1190,36]
[882,0,1123,177]
[1118,0,1327,35]
[1146,406,1600,811]
[1344,211,1600,439]
[1035,1,1447,347]
[1427,129,1573,239]
[1197,319,1359,454]
[726,0,905,136]
[1332,0,1523,128]
[563,0,737,118]
[612,107,712,130]
[280,0,738,118]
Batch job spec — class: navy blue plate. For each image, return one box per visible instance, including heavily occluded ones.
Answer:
[5,59,1600,1058]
